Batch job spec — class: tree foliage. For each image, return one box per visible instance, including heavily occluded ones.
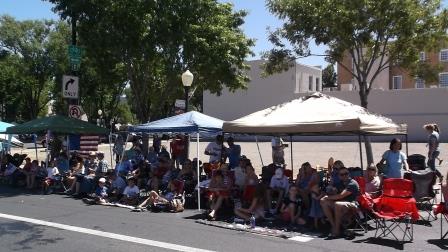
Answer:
[47,0,255,122]
[264,0,448,107]
[0,15,68,121]
[264,0,448,164]
[322,64,337,88]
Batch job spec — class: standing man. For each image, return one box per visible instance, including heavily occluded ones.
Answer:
[271,137,286,165]
[170,134,186,169]
[205,135,224,164]
[320,166,360,238]
[226,137,241,169]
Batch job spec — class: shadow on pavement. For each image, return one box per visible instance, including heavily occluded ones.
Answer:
[0,185,42,198]
[427,239,448,250]
[352,237,405,250]
[183,213,206,220]
[0,220,64,250]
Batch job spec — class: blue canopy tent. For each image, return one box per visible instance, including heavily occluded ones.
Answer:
[128,111,224,210]
[0,121,23,152]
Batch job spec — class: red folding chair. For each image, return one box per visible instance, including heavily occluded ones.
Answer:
[372,179,419,243]
[434,184,448,239]
[242,184,257,205]
[345,177,375,235]
[284,169,293,181]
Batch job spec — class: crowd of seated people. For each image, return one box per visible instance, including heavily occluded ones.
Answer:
[0,137,437,237]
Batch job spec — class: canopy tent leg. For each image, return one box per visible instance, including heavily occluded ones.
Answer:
[45,130,49,169]
[255,136,264,167]
[358,135,364,170]
[66,135,70,159]
[32,134,38,160]
[290,135,293,179]
[109,130,113,166]
[7,134,12,154]
[196,132,201,211]
[405,134,409,156]
[119,133,130,166]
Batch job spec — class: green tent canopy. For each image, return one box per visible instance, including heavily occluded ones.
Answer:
[5,115,108,135]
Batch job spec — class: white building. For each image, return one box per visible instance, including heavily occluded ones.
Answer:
[203,60,322,121]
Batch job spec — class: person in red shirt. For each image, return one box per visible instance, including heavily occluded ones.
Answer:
[170,135,186,169]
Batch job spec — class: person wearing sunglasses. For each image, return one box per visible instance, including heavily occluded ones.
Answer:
[320,166,360,238]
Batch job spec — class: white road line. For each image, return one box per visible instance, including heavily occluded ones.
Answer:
[0,213,215,252]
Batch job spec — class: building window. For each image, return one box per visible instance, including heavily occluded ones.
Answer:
[439,73,448,87]
[415,78,425,89]
[419,52,425,61]
[316,78,320,91]
[309,76,313,91]
[440,49,448,62]
[392,75,402,89]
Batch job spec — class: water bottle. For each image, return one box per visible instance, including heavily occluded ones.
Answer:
[250,215,256,229]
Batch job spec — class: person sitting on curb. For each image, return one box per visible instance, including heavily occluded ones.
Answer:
[83,177,109,205]
[267,168,290,214]
[320,166,360,239]
[234,183,267,222]
[134,181,178,211]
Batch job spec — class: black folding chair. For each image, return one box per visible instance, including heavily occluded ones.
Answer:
[409,169,437,221]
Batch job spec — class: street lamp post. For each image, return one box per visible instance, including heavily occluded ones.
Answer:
[97,109,103,127]
[181,70,193,113]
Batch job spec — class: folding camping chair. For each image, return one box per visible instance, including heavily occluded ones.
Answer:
[434,183,448,239]
[407,154,426,171]
[241,184,257,207]
[409,169,437,221]
[372,178,419,243]
[345,177,375,235]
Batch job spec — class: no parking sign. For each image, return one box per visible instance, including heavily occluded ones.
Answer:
[68,105,83,119]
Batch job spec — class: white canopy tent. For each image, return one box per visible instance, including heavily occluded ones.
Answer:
[223,92,407,171]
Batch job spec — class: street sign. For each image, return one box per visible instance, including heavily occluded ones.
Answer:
[175,99,186,109]
[62,75,79,99]
[68,45,82,71]
[68,45,82,59]
[68,105,83,119]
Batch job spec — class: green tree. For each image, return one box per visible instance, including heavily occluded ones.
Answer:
[48,0,255,122]
[264,0,448,164]
[0,15,69,120]
[322,64,337,88]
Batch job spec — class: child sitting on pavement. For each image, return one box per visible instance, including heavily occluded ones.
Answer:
[120,177,140,206]
[280,184,306,227]
[83,177,109,205]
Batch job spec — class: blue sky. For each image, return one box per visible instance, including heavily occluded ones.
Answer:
[0,0,328,67]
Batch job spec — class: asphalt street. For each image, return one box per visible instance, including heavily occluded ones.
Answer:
[0,186,447,252]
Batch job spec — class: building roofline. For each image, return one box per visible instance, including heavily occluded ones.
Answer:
[244,59,322,71]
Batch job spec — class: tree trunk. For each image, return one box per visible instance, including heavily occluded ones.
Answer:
[359,83,374,166]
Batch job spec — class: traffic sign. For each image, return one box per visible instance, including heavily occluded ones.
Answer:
[175,99,186,109]
[68,45,82,59]
[68,45,82,71]
[62,75,79,99]
[68,105,83,119]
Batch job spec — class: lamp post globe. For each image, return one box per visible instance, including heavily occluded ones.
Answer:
[181,70,194,112]
[97,109,103,126]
